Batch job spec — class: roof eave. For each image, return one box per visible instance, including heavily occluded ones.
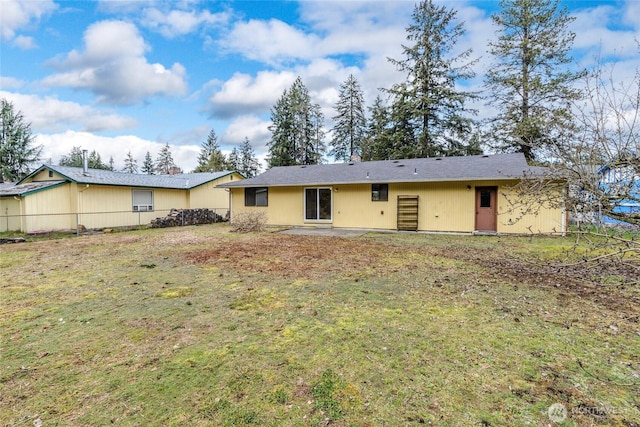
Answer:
[219,175,542,188]
[0,180,67,197]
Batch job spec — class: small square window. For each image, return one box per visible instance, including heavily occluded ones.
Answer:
[372,184,388,201]
[245,187,268,206]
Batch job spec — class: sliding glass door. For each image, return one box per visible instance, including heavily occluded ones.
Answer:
[305,188,332,221]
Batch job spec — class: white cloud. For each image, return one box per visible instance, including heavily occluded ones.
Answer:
[141,7,230,38]
[222,115,271,148]
[0,91,137,132]
[208,70,298,118]
[572,5,640,62]
[42,20,187,105]
[220,2,411,69]
[97,0,156,14]
[221,18,320,65]
[37,131,201,172]
[12,35,37,49]
[0,0,56,41]
[623,0,640,31]
[0,76,24,89]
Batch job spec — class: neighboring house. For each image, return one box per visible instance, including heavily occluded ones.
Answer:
[219,153,566,234]
[0,164,242,233]
[598,161,640,225]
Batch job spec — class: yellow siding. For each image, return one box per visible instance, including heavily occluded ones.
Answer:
[230,186,305,226]
[191,173,242,214]
[8,170,242,232]
[77,186,188,229]
[497,183,565,234]
[0,197,22,231]
[229,180,565,234]
[22,184,75,232]
[30,169,66,182]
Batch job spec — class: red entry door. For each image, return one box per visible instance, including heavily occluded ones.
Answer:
[475,187,497,232]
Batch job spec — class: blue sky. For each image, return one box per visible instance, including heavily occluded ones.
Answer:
[1,0,639,172]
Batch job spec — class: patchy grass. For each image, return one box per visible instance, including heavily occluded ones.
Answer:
[1,224,639,426]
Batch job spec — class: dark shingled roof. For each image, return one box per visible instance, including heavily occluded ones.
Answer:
[219,153,548,188]
[0,180,66,197]
[19,165,236,190]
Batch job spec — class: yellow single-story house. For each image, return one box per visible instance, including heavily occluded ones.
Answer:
[0,164,242,233]
[219,153,566,234]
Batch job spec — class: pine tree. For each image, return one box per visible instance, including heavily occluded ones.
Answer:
[58,147,84,167]
[206,150,228,172]
[108,156,115,171]
[362,95,393,161]
[267,89,295,167]
[239,137,260,178]
[141,151,154,175]
[195,129,218,171]
[227,147,240,173]
[305,103,325,165]
[0,98,42,182]
[123,151,138,173]
[330,75,367,162]
[267,77,326,167]
[59,147,110,170]
[388,90,419,159]
[88,150,107,169]
[485,0,583,161]
[194,128,229,172]
[155,143,175,174]
[388,0,478,158]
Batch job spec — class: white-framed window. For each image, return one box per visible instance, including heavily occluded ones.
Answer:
[132,190,154,211]
[304,187,332,221]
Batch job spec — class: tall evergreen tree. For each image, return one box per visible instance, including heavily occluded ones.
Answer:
[227,146,240,173]
[239,137,260,178]
[194,129,223,172]
[141,151,154,175]
[155,143,176,174]
[268,89,295,167]
[123,151,138,173]
[59,147,110,170]
[267,77,326,167]
[388,90,419,159]
[194,130,228,172]
[388,0,478,158]
[203,149,228,172]
[330,74,367,162]
[0,98,42,182]
[485,0,583,161]
[362,95,393,161]
[306,103,326,165]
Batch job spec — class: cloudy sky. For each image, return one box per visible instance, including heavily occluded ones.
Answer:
[1,0,638,172]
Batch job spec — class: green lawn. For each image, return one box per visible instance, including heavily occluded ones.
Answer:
[1,225,638,426]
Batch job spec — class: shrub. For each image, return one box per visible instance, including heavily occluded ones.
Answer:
[230,211,267,233]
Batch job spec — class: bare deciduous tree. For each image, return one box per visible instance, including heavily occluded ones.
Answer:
[503,53,640,276]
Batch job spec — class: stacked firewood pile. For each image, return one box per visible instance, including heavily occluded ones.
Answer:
[150,208,227,228]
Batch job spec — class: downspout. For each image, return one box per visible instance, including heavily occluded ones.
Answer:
[226,189,231,222]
